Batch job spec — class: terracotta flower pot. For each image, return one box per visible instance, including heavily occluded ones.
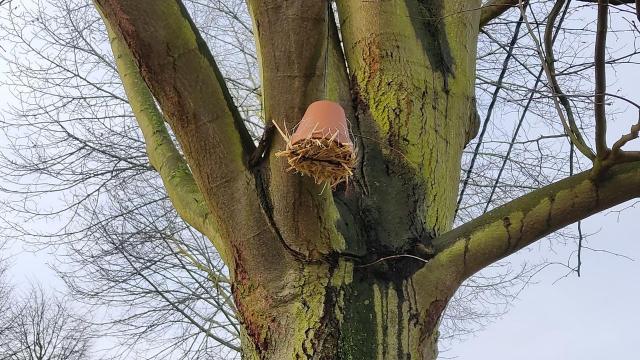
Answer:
[276,100,356,188]
[290,100,353,147]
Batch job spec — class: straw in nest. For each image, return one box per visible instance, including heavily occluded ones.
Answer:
[274,123,356,188]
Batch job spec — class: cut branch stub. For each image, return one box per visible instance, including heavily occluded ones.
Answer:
[276,100,356,188]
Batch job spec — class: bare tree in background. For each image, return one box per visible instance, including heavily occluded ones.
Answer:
[1,1,252,358]
[0,241,11,340]
[0,0,639,358]
[0,286,92,360]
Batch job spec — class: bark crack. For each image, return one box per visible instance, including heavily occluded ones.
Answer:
[252,167,317,263]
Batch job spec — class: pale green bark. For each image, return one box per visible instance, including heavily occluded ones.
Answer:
[428,161,640,282]
[94,0,295,284]
[337,0,480,238]
[246,0,346,259]
[100,8,227,262]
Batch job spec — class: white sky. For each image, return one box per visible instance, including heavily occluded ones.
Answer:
[1,2,639,359]
[453,207,640,359]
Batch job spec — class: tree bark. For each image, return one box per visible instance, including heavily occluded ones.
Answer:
[240,261,445,359]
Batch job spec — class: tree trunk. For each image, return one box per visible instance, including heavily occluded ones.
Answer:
[234,1,480,358]
[238,259,445,359]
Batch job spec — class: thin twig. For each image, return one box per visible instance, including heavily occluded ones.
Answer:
[356,254,429,268]
[484,0,572,213]
[577,220,584,276]
[456,6,527,216]
[611,112,640,153]
[519,0,596,160]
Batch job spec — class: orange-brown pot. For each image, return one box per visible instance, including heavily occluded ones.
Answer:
[290,100,352,147]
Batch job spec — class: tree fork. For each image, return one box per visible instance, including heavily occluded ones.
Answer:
[94,0,640,358]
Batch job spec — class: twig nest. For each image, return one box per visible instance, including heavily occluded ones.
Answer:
[275,100,356,188]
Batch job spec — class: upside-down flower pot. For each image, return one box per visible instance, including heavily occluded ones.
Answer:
[276,100,356,187]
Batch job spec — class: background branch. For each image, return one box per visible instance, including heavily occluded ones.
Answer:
[520,0,596,160]
[594,0,610,160]
[480,0,521,28]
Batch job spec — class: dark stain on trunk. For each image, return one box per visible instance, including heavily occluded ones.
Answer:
[407,0,454,79]
[338,274,378,359]
[336,78,435,266]
[305,265,341,359]
[415,297,447,359]
[230,247,272,354]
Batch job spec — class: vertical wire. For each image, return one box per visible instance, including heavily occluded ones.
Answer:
[324,0,331,99]
[570,143,583,277]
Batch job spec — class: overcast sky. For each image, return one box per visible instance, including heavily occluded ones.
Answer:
[453,206,640,359]
[453,34,640,358]
[1,2,639,359]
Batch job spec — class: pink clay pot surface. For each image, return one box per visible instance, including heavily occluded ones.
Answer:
[290,100,352,147]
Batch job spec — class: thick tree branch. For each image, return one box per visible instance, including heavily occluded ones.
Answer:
[432,161,640,281]
[479,0,520,28]
[100,9,226,260]
[95,1,280,275]
[94,1,255,164]
[594,0,610,159]
[246,0,349,258]
[337,0,481,239]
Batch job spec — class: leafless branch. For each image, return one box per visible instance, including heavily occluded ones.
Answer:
[594,0,610,159]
